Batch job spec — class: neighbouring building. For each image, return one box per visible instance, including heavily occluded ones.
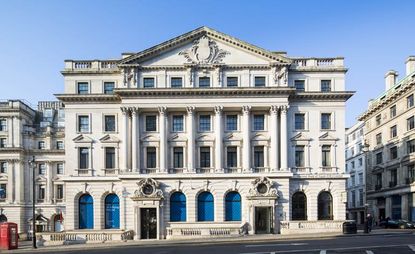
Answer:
[358,56,415,223]
[0,27,353,242]
[345,122,366,224]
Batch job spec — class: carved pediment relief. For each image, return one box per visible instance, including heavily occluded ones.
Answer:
[179,36,230,65]
[99,134,120,143]
[132,178,164,200]
[196,134,214,142]
[141,134,159,142]
[73,134,94,143]
[247,177,278,199]
[168,133,187,142]
[291,132,312,141]
[319,132,339,141]
[252,133,269,141]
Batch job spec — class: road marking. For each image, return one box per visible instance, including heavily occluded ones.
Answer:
[366,251,374,254]
[409,245,415,252]
[245,243,308,248]
[320,251,326,254]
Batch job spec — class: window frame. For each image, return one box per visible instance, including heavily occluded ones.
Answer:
[199,114,212,132]
[77,114,90,133]
[254,76,266,87]
[145,115,157,132]
[294,80,305,91]
[198,76,211,88]
[253,114,265,131]
[143,77,155,88]
[103,81,115,94]
[226,76,239,87]
[172,115,184,132]
[170,77,183,88]
[77,82,90,94]
[320,80,332,92]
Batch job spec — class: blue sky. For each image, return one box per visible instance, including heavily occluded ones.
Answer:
[0,0,414,127]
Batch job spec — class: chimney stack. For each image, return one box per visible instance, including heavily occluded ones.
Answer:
[406,56,415,76]
[385,70,398,91]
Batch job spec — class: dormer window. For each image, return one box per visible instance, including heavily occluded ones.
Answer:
[143,78,155,88]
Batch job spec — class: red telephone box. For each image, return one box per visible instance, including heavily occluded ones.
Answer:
[0,222,18,250]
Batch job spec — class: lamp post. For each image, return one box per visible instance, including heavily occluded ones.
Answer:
[28,156,37,249]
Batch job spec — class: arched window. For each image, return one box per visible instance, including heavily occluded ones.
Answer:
[198,192,214,221]
[79,194,94,229]
[0,214,7,222]
[292,192,307,220]
[225,191,241,221]
[170,192,186,222]
[105,194,120,229]
[318,191,333,220]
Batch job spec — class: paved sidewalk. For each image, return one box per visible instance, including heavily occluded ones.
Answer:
[3,229,414,253]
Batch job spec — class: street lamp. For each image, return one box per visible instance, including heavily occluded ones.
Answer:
[28,156,37,249]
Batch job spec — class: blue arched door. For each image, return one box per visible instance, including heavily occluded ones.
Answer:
[170,192,186,222]
[105,194,120,229]
[198,192,214,221]
[225,191,241,221]
[79,194,94,229]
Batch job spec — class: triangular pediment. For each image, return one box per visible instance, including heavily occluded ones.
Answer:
[72,134,94,143]
[141,134,159,142]
[252,133,269,141]
[319,132,339,141]
[99,134,120,143]
[196,134,214,141]
[119,26,291,66]
[291,132,312,141]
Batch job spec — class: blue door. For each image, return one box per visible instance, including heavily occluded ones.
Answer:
[105,194,120,229]
[198,192,214,221]
[170,192,186,222]
[79,194,94,229]
[225,191,241,221]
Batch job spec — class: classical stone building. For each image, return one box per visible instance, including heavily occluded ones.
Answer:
[359,56,415,223]
[1,27,352,241]
[345,122,366,224]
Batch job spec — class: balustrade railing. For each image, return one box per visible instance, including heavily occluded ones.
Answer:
[292,58,343,68]
[64,60,118,71]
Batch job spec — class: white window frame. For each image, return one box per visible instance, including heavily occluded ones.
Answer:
[169,76,185,88]
[102,113,118,133]
[142,76,157,88]
[76,114,91,133]
[76,81,90,94]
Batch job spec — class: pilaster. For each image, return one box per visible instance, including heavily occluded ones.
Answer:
[214,105,223,172]
[242,105,251,172]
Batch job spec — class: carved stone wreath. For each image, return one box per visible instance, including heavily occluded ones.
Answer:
[179,36,230,65]
[248,177,278,198]
[133,178,163,199]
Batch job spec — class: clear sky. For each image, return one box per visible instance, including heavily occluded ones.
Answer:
[0,0,414,127]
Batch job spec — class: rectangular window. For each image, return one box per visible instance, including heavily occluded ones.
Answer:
[359,173,363,184]
[390,105,397,118]
[376,133,382,145]
[321,80,331,92]
[38,163,46,175]
[0,184,6,199]
[0,119,6,131]
[199,77,211,88]
[295,145,305,167]
[408,165,415,183]
[295,113,305,130]
[322,145,331,167]
[38,185,45,200]
[226,115,238,131]
[351,190,356,207]
[390,146,398,160]
[254,146,264,168]
[173,147,184,169]
[56,185,64,200]
[376,173,382,189]
[253,115,265,131]
[226,146,237,168]
[38,141,45,149]
[408,94,414,108]
[376,152,383,164]
[104,115,116,132]
[172,115,184,132]
[200,147,211,168]
[407,116,415,131]
[57,163,64,175]
[145,115,157,132]
[78,115,90,133]
[171,77,183,88]
[0,138,6,148]
[199,115,211,131]
[390,169,398,187]
[56,141,64,150]
[321,113,331,130]
[77,82,89,94]
[226,77,238,87]
[105,147,116,169]
[143,77,155,88]
[79,147,89,169]
[359,158,363,166]
[376,114,381,126]
[351,161,355,169]
[0,162,7,174]
[104,82,115,94]
[146,147,157,168]
[254,76,266,87]
[390,125,397,138]
[294,80,305,91]
[408,139,415,154]
[359,189,364,206]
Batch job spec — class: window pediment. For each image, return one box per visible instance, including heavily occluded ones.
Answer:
[73,134,94,144]
[99,134,120,143]
[319,132,339,141]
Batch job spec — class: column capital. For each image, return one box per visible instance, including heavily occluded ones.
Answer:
[242,105,251,114]
[214,105,223,115]
[131,107,139,115]
[280,105,289,113]
[158,106,167,115]
[270,105,280,115]
[121,107,130,115]
[186,106,195,115]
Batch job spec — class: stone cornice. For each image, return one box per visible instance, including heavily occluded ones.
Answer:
[290,91,354,101]
[54,94,121,103]
[289,67,348,73]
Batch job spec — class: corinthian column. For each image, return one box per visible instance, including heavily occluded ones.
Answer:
[214,105,223,172]
[131,107,140,172]
[186,106,195,173]
[159,106,167,173]
[270,105,280,171]
[242,105,251,172]
[280,105,289,170]
[121,107,130,171]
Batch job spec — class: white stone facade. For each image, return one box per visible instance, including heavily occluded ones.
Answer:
[0,27,352,241]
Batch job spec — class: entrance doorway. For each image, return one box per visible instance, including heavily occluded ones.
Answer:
[255,207,272,234]
[140,208,157,239]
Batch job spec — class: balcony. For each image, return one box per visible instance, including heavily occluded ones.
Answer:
[291,58,344,69]
[63,60,119,72]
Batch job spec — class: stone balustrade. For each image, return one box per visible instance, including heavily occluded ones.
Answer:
[280,220,344,234]
[37,230,134,246]
[166,222,241,239]
[292,58,344,68]
[64,60,119,71]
